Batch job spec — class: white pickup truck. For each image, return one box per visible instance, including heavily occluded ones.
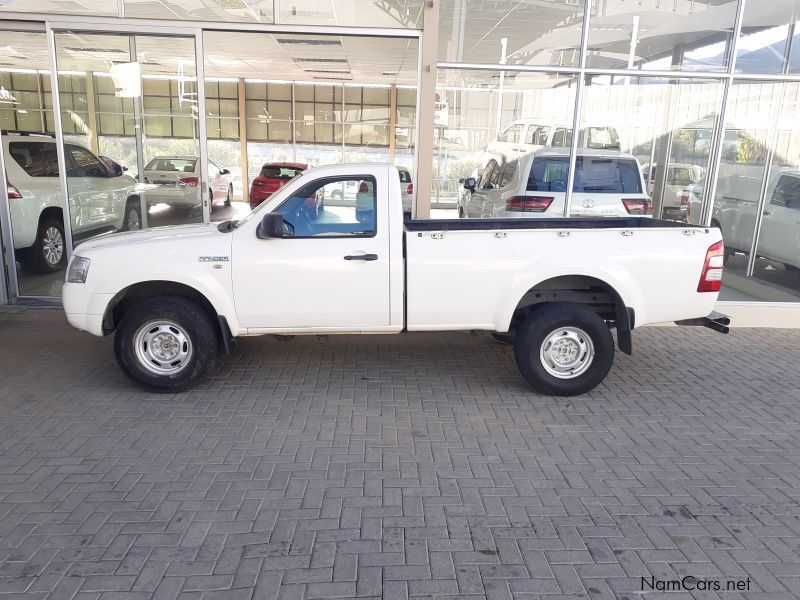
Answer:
[63,163,729,396]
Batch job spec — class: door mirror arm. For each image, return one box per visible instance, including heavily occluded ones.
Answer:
[256,212,285,239]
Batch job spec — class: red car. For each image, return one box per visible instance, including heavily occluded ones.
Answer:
[249,162,307,208]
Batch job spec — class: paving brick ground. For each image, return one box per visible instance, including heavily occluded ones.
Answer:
[1,307,799,599]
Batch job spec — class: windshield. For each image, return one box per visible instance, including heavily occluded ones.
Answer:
[668,167,695,186]
[261,166,303,179]
[145,158,197,172]
[528,157,642,194]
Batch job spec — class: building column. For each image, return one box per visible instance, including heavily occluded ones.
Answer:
[238,77,249,203]
[412,0,439,219]
[389,84,397,163]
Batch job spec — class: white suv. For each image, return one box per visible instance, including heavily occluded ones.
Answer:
[458,149,651,219]
[487,119,621,158]
[3,132,139,274]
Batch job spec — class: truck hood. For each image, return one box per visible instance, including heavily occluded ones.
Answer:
[74,222,226,254]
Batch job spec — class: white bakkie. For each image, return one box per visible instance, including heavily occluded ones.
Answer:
[63,163,730,396]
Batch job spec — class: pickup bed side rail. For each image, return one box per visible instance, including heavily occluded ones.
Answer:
[405,217,697,231]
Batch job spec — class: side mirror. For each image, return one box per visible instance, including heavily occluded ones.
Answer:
[111,163,124,177]
[464,177,476,191]
[221,168,231,175]
[256,212,284,239]
[458,178,465,184]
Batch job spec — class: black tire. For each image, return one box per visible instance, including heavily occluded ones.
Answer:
[513,303,614,396]
[122,199,142,231]
[29,216,66,274]
[225,185,232,206]
[114,296,219,393]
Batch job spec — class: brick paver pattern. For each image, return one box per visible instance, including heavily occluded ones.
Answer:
[1,308,799,599]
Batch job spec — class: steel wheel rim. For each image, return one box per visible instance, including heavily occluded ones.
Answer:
[43,226,64,265]
[133,320,193,376]
[127,208,141,230]
[539,326,595,379]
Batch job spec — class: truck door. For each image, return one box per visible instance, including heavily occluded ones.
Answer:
[231,173,392,330]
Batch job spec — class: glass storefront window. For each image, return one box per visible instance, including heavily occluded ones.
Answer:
[280,0,423,27]
[709,80,800,302]
[736,1,800,74]
[435,68,578,216]
[438,0,584,67]
[124,1,273,22]
[1,31,64,297]
[585,0,739,72]
[580,75,723,222]
[0,1,116,16]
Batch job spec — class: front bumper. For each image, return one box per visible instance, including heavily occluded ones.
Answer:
[62,283,114,337]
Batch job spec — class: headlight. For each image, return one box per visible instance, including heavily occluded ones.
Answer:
[67,256,91,284]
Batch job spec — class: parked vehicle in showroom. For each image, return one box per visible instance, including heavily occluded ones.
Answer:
[3,131,140,274]
[398,166,414,218]
[142,155,233,212]
[63,163,728,397]
[688,165,800,271]
[487,120,620,157]
[460,149,651,218]
[249,162,307,208]
[642,162,704,221]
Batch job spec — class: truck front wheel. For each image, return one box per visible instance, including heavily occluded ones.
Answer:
[514,303,614,396]
[114,296,219,393]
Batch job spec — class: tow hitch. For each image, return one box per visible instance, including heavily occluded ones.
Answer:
[675,310,730,334]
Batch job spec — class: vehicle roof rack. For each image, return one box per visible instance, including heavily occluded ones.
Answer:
[0,130,56,138]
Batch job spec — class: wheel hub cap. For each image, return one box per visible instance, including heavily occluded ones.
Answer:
[43,227,63,264]
[134,321,192,375]
[539,327,595,379]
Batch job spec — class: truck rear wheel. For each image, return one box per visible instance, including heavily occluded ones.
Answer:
[513,302,614,396]
[114,296,219,393]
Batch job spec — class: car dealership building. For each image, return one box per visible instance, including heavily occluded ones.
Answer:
[0,0,798,324]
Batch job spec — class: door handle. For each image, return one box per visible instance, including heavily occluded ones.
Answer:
[763,211,772,216]
[344,254,378,261]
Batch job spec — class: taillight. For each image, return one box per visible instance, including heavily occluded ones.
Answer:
[698,240,724,293]
[622,198,652,215]
[680,190,691,217]
[406,183,413,195]
[506,195,553,213]
[178,177,199,187]
[6,181,22,199]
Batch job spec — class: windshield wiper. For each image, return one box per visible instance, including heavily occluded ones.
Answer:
[217,220,238,233]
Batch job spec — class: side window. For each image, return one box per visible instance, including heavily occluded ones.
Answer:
[498,124,523,143]
[526,126,550,145]
[8,142,60,177]
[551,128,573,148]
[497,160,517,188]
[771,176,800,208]
[275,176,377,238]
[66,145,109,177]
[481,160,499,189]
